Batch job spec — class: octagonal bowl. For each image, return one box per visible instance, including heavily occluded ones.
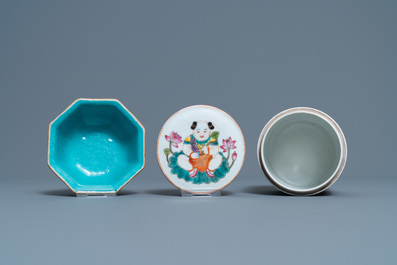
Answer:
[47,98,145,195]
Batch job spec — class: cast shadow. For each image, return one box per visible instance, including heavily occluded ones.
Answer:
[117,190,138,196]
[40,189,138,197]
[146,189,233,197]
[146,189,180,196]
[40,189,76,197]
[243,186,334,197]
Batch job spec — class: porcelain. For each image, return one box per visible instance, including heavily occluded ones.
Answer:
[257,107,347,195]
[47,98,145,195]
[157,105,245,194]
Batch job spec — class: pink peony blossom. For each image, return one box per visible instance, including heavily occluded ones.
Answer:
[220,137,237,152]
[165,131,182,148]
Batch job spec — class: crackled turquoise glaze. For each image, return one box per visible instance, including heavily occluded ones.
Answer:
[48,99,145,194]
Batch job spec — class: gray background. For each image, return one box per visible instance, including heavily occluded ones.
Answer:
[1,1,396,264]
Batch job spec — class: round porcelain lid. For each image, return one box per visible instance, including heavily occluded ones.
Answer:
[157,105,245,194]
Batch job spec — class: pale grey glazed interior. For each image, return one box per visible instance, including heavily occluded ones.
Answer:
[262,112,342,193]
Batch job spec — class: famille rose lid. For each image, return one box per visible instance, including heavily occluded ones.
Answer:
[157,105,245,194]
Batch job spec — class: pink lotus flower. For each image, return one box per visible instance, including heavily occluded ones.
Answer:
[220,137,236,152]
[165,131,183,148]
[232,151,237,161]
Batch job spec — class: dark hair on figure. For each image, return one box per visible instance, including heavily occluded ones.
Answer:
[191,121,215,130]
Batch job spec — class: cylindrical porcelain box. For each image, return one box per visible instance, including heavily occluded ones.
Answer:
[257,107,347,195]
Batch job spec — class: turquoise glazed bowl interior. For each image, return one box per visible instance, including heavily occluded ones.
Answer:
[48,99,145,194]
[258,107,347,195]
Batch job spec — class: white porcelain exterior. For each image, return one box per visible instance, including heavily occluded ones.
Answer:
[257,107,347,195]
[157,105,245,194]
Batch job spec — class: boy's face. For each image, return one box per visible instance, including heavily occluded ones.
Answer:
[193,121,211,140]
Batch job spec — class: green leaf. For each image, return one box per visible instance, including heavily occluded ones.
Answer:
[210,131,220,140]
[164,148,171,156]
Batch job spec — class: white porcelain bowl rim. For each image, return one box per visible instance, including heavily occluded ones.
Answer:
[257,107,347,195]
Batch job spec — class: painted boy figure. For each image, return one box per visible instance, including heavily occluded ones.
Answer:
[168,121,230,184]
[177,121,223,178]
